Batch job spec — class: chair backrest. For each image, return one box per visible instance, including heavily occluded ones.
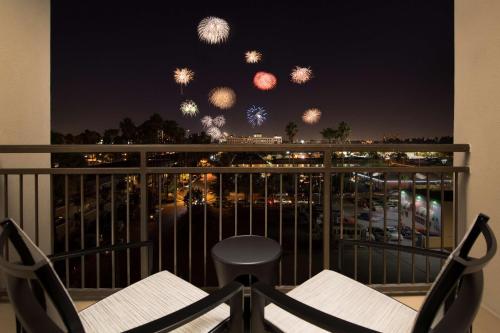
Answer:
[0,218,85,333]
[412,213,497,333]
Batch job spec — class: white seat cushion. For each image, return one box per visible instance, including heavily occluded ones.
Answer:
[265,270,417,333]
[79,271,229,333]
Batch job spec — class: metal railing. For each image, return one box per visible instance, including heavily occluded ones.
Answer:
[0,144,469,296]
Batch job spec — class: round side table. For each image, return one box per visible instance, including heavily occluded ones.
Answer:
[211,235,282,287]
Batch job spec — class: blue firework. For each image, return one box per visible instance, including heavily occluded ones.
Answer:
[246,106,267,127]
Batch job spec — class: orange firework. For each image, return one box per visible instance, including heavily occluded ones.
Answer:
[253,71,277,91]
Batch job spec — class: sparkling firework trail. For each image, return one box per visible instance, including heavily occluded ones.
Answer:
[173,68,194,94]
[245,50,262,64]
[246,106,268,127]
[291,66,313,84]
[197,17,230,44]
[302,108,321,124]
[212,115,226,128]
[201,116,213,128]
[180,100,198,117]
[208,87,236,109]
[253,71,277,91]
[206,126,222,140]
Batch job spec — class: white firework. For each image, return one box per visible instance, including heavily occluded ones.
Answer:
[212,115,226,128]
[290,66,313,84]
[208,87,236,109]
[180,100,198,117]
[197,17,230,44]
[207,126,222,140]
[174,68,194,85]
[246,106,268,127]
[201,116,213,128]
[245,50,262,64]
[302,108,321,124]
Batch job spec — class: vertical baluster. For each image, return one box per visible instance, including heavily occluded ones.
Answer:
[294,173,298,285]
[354,173,358,281]
[64,174,69,287]
[383,173,387,284]
[126,174,130,285]
[426,173,430,283]
[111,175,115,288]
[80,175,85,288]
[279,173,283,285]
[174,174,178,275]
[219,173,222,241]
[19,175,23,229]
[35,174,39,246]
[308,173,313,278]
[188,173,192,282]
[234,173,238,235]
[250,174,253,235]
[397,173,401,284]
[204,173,208,286]
[339,173,344,273]
[264,174,268,238]
[96,175,100,288]
[368,173,373,285]
[158,174,162,272]
[453,172,459,248]
[440,173,445,266]
[411,173,416,284]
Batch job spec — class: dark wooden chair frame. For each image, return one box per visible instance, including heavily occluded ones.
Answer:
[0,218,244,333]
[251,213,496,333]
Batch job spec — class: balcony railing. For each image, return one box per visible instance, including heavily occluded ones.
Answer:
[0,144,469,297]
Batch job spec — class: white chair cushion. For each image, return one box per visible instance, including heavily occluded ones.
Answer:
[265,270,417,333]
[79,271,229,333]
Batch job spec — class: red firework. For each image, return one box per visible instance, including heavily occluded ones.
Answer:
[253,71,277,90]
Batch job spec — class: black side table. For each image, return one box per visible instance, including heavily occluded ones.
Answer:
[211,235,282,287]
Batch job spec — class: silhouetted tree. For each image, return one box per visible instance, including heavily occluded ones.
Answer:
[320,128,336,143]
[285,122,298,143]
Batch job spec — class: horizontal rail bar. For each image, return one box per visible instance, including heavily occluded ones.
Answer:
[0,143,470,153]
[339,239,451,259]
[0,166,469,174]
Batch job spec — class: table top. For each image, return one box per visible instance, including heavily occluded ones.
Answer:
[211,235,282,265]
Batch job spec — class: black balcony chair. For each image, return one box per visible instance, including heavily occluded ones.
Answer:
[0,218,244,333]
[251,213,496,333]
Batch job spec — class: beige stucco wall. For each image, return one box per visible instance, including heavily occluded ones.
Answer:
[0,0,51,254]
[455,0,500,322]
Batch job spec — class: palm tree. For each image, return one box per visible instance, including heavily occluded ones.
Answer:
[119,118,137,144]
[285,122,298,143]
[336,121,351,143]
[320,128,336,143]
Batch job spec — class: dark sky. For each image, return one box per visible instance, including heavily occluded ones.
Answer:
[51,0,454,140]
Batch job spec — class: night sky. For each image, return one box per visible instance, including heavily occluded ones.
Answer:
[51,0,454,140]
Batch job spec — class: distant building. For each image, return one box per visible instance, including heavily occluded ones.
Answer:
[225,133,282,144]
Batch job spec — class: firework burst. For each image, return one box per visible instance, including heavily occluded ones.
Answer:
[302,108,321,124]
[180,100,198,117]
[206,126,222,140]
[246,106,268,127]
[253,71,277,91]
[212,115,226,128]
[208,87,236,109]
[174,68,194,94]
[291,66,313,84]
[197,17,230,44]
[201,116,213,128]
[245,50,262,64]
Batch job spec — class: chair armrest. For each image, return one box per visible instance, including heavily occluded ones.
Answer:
[338,239,450,259]
[123,281,244,333]
[251,281,377,333]
[48,241,153,262]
